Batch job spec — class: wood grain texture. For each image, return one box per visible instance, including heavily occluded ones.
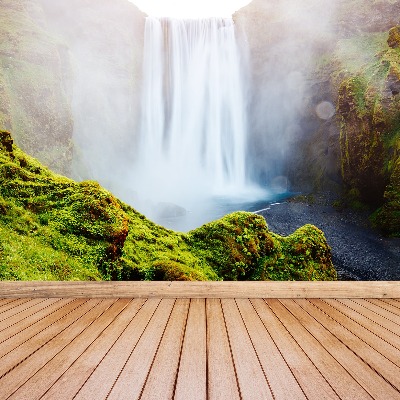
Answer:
[235,298,306,400]
[299,299,400,395]
[74,298,161,399]
[41,299,146,400]
[174,299,207,400]
[222,298,274,400]
[140,299,190,400]
[0,299,110,399]
[253,299,340,400]
[206,299,240,400]
[1,293,400,399]
[0,281,399,298]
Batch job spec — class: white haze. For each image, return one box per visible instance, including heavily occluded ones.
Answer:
[238,0,338,186]
[129,0,252,18]
[37,0,340,230]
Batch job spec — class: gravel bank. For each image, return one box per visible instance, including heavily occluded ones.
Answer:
[257,198,400,280]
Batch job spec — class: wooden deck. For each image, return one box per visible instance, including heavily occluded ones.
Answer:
[0,282,399,399]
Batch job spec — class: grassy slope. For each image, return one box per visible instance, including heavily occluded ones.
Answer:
[0,131,337,281]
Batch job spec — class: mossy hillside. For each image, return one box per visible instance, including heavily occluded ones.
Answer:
[0,0,73,175]
[372,157,400,236]
[0,131,336,281]
[335,27,400,235]
[189,213,336,281]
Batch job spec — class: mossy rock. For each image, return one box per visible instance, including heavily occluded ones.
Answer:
[388,26,400,49]
[189,212,336,281]
[0,130,337,281]
[372,157,400,236]
[337,27,400,219]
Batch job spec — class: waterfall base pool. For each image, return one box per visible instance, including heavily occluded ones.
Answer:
[149,193,293,232]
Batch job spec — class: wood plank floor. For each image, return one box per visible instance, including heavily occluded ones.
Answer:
[0,296,400,399]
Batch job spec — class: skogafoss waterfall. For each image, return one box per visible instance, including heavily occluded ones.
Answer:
[133,17,259,217]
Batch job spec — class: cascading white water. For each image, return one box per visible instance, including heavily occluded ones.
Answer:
[133,16,257,215]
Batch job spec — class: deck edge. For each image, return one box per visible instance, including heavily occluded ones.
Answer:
[0,281,399,298]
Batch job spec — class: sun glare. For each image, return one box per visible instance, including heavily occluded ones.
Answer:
[129,0,252,18]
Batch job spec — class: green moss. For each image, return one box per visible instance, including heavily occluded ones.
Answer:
[0,131,337,281]
[388,26,400,48]
[371,157,400,236]
[188,212,336,281]
[336,27,400,219]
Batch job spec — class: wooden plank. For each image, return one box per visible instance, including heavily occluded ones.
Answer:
[301,299,400,393]
[280,298,387,399]
[0,299,73,358]
[346,299,400,334]
[235,298,306,400]
[107,299,175,400]
[140,299,190,400]
[0,298,59,332]
[0,299,92,377]
[174,299,207,400]
[382,299,400,309]
[0,299,72,343]
[366,299,400,323]
[0,298,18,308]
[11,299,130,399]
[0,299,47,323]
[206,299,240,400]
[326,299,400,352]
[0,299,113,399]
[41,299,146,400]
[252,299,339,400]
[269,298,372,400]
[362,299,400,326]
[0,299,34,316]
[0,281,400,299]
[221,298,273,400]
[73,298,160,399]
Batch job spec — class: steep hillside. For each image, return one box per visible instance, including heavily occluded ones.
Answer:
[235,0,400,236]
[0,131,336,281]
[0,0,73,174]
[336,27,400,235]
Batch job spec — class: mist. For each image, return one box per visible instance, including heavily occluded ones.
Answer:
[36,0,347,229]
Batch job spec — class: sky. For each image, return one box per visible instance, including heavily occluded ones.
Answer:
[128,0,252,18]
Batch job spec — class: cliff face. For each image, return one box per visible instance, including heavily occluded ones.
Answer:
[235,0,400,235]
[0,0,73,174]
[337,28,400,234]
[0,0,145,180]
[38,0,146,184]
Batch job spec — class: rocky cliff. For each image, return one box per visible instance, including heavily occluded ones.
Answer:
[235,0,400,236]
[0,0,73,174]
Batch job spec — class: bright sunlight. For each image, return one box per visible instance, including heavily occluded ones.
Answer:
[129,0,252,18]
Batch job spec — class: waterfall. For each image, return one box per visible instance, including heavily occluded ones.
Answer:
[133,16,259,216]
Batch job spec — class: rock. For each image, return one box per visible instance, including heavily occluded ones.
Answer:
[156,202,187,218]
[0,131,13,152]
[388,26,400,48]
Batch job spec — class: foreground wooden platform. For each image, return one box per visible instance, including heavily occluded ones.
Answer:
[0,282,399,399]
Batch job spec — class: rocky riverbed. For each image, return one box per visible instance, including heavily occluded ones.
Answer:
[257,195,400,281]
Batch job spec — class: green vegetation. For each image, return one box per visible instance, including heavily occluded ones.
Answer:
[0,131,337,281]
[335,26,400,235]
